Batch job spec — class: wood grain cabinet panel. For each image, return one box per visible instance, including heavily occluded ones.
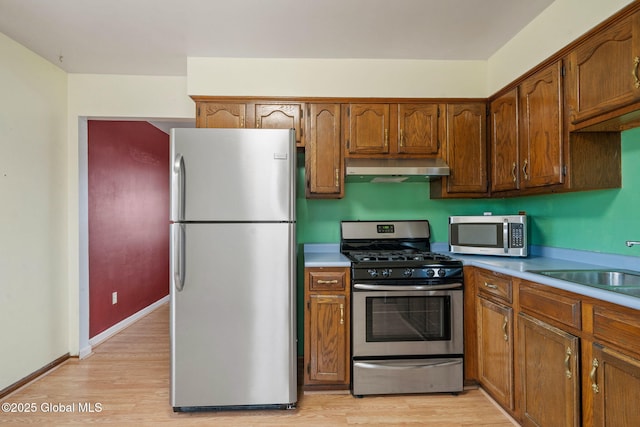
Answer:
[568,11,640,126]
[255,103,304,147]
[397,103,440,155]
[304,267,350,389]
[519,60,564,190]
[346,104,391,155]
[477,297,514,411]
[196,102,246,128]
[490,89,520,193]
[519,313,580,427]
[591,343,640,426]
[305,104,343,198]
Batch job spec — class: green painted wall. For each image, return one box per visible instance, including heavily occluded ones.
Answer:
[297,128,640,257]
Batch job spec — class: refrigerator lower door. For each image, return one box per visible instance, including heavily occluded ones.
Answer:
[170,222,297,410]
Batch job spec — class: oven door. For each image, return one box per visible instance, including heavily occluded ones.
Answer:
[352,284,463,358]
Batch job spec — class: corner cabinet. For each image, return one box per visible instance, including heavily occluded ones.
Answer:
[303,267,350,390]
[305,104,343,198]
[430,102,488,198]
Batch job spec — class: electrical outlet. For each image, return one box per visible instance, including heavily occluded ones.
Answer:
[112,292,118,305]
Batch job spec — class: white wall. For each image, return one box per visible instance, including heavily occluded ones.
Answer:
[0,33,69,389]
[67,74,194,356]
[187,57,487,98]
[488,0,634,93]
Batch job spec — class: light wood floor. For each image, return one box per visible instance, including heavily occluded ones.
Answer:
[1,304,516,426]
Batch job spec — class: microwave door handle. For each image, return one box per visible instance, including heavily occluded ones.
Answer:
[503,219,509,254]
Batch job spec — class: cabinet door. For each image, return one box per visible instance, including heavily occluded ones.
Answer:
[519,61,564,189]
[255,103,304,147]
[397,104,439,154]
[346,104,390,155]
[307,294,348,384]
[592,343,640,427]
[305,104,343,198]
[477,297,514,411]
[445,103,488,193]
[490,89,519,192]
[519,313,580,427]
[196,102,246,128]
[570,12,640,124]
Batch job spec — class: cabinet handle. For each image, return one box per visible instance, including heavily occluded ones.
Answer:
[317,279,339,284]
[241,117,245,128]
[590,358,600,393]
[335,168,339,188]
[484,282,498,290]
[522,159,529,180]
[400,129,404,147]
[633,56,640,89]
[511,162,517,182]
[256,119,260,128]
[384,129,388,148]
[340,303,345,325]
[564,347,572,379]
[502,316,508,342]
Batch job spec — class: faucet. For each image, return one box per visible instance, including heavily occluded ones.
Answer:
[626,241,640,247]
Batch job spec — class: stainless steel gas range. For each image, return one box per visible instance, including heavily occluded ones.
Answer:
[340,220,464,397]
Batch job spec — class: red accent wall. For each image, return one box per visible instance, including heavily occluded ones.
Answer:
[88,120,169,338]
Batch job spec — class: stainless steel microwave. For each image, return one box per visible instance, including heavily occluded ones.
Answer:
[449,214,528,257]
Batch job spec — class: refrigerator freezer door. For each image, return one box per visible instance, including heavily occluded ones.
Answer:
[170,222,297,409]
[170,128,295,222]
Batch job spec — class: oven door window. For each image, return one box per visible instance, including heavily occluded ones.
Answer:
[365,295,451,342]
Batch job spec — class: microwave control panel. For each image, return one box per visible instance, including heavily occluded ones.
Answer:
[510,223,525,248]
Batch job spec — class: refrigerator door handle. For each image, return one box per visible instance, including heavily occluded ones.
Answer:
[174,224,186,291]
[173,153,186,221]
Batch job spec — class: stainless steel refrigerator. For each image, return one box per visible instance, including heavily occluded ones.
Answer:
[169,128,297,411]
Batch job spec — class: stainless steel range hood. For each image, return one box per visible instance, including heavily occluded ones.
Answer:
[345,157,450,183]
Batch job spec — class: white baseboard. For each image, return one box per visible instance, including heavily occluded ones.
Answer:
[81,295,169,359]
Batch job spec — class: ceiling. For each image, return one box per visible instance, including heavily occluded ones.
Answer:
[0,0,555,76]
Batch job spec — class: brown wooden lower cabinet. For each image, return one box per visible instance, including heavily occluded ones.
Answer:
[477,296,514,411]
[468,266,640,427]
[518,313,580,427]
[303,267,350,390]
[591,343,640,426]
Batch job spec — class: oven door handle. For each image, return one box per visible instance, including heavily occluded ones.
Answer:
[354,360,462,370]
[353,283,462,291]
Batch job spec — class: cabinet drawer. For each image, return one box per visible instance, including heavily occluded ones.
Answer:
[519,282,581,330]
[593,304,640,357]
[476,269,512,303]
[309,270,347,291]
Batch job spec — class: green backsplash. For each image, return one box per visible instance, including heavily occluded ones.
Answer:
[297,127,640,257]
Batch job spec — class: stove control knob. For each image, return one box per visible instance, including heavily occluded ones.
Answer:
[426,269,435,278]
[382,269,391,278]
[367,269,378,278]
[438,268,447,277]
[403,268,414,277]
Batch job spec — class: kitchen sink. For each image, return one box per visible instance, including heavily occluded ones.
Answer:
[528,269,640,297]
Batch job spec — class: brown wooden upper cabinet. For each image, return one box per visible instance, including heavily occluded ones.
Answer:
[397,104,440,155]
[196,102,246,128]
[345,103,441,157]
[305,103,343,198]
[255,103,304,147]
[431,103,487,197]
[195,99,305,147]
[490,89,519,193]
[518,61,564,190]
[345,103,391,155]
[567,10,640,128]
